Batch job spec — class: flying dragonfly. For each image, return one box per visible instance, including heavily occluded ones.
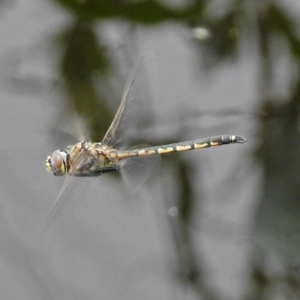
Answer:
[45,53,247,180]
[43,53,247,234]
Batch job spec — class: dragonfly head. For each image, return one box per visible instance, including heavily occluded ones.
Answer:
[45,150,67,176]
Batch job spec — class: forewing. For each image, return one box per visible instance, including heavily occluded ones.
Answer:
[42,175,79,237]
[42,148,91,237]
[43,52,157,234]
[51,102,89,144]
[102,50,155,149]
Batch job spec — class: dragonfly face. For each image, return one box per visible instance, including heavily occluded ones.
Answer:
[45,149,68,176]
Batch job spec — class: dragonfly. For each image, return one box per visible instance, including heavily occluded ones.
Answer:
[45,53,247,180]
[43,53,247,235]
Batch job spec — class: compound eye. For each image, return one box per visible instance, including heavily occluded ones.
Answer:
[45,150,66,176]
[51,152,63,170]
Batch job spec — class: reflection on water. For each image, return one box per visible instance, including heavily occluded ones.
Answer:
[1,0,300,299]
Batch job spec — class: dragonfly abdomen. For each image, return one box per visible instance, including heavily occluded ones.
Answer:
[194,135,247,147]
[117,135,247,160]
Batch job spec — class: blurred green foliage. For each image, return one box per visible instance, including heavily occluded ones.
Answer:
[53,0,205,23]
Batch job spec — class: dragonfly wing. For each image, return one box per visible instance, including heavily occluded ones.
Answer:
[67,148,88,176]
[52,102,89,143]
[119,145,161,192]
[42,175,79,237]
[42,149,93,237]
[44,51,156,233]
[102,50,155,149]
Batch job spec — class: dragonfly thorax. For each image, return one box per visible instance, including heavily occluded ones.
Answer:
[45,142,119,177]
[71,142,119,176]
[57,142,118,176]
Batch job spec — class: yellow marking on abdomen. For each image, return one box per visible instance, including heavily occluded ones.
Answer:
[117,152,138,159]
[175,145,192,151]
[157,147,174,154]
[194,143,209,149]
[211,141,221,146]
[137,149,156,156]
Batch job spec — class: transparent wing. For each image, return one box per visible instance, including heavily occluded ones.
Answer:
[50,99,89,144]
[102,50,155,149]
[42,148,94,237]
[43,120,91,235]
[43,51,157,234]
[120,145,161,192]
[102,51,160,190]
[42,175,80,238]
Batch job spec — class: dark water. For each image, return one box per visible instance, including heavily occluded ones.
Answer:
[1,1,299,299]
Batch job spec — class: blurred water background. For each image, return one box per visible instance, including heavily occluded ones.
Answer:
[1,0,300,299]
